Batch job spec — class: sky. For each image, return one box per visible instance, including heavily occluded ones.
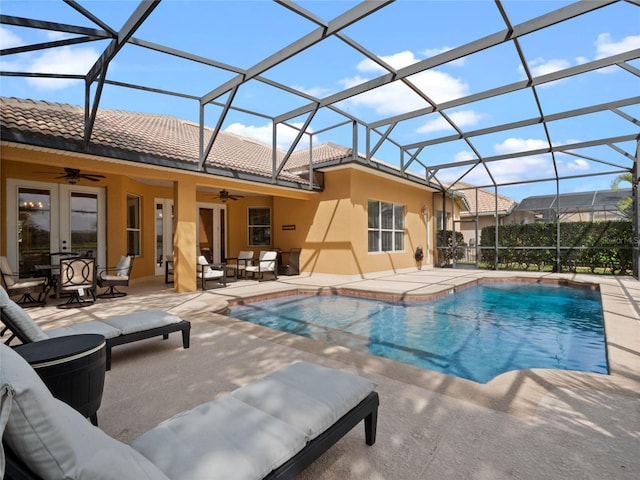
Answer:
[1,0,639,202]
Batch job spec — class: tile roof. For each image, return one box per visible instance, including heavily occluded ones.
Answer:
[453,182,517,216]
[1,97,440,192]
[0,97,354,184]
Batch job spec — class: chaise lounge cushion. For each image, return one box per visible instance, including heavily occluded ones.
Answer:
[0,343,170,480]
[0,287,49,342]
[100,310,183,335]
[131,396,308,480]
[231,362,376,440]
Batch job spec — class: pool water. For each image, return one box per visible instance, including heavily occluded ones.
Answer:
[227,282,607,383]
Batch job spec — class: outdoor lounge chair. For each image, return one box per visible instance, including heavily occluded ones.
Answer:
[1,343,379,480]
[0,286,190,370]
[245,250,278,281]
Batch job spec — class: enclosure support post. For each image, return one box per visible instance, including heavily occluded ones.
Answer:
[633,141,639,279]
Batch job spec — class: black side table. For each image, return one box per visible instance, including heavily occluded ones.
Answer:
[14,334,107,426]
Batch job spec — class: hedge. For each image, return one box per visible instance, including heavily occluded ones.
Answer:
[478,221,632,274]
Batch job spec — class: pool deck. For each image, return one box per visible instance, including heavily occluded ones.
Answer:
[28,267,640,479]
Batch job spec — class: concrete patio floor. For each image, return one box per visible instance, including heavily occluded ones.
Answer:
[27,267,640,479]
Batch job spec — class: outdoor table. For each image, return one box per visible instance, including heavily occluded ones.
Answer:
[14,334,107,425]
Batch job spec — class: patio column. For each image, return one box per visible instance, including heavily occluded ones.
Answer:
[173,178,197,292]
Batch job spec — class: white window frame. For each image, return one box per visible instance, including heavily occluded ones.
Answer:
[368,199,405,253]
[126,194,141,256]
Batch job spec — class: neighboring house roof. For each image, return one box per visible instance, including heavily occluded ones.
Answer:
[452,182,517,216]
[0,97,441,193]
[514,189,632,213]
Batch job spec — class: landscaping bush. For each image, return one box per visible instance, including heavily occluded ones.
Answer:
[478,221,632,274]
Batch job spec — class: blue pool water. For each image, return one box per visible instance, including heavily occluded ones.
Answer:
[228,282,607,383]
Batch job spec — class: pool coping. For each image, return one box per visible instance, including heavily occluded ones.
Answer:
[212,274,639,419]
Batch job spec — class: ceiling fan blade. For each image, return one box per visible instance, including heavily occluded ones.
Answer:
[81,174,106,180]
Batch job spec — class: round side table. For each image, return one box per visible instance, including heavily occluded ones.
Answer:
[14,334,107,426]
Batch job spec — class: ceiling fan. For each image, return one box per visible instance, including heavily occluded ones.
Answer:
[213,189,244,203]
[34,167,106,184]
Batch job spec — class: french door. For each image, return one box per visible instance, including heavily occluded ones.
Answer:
[154,199,226,277]
[6,179,106,275]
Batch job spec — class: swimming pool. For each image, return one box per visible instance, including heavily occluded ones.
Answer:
[227,282,607,383]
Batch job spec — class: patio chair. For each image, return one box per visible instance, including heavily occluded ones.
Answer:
[2,343,379,480]
[97,254,134,298]
[0,255,49,307]
[245,250,278,281]
[57,257,97,309]
[0,286,191,370]
[225,250,254,279]
[197,255,227,289]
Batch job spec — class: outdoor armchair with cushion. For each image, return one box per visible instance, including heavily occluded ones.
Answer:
[224,250,254,279]
[0,255,49,308]
[196,256,227,290]
[0,286,190,370]
[1,342,379,480]
[245,250,278,281]
[97,254,134,298]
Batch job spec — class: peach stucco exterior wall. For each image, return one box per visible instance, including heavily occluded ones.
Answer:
[272,168,434,275]
[2,144,438,288]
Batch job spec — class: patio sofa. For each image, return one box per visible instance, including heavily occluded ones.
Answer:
[1,342,379,480]
[0,286,190,370]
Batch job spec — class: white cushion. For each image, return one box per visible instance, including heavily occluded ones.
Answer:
[132,395,307,480]
[101,310,183,335]
[100,274,128,282]
[0,343,170,480]
[232,362,375,440]
[116,256,131,276]
[47,321,123,340]
[199,270,224,280]
[0,286,49,342]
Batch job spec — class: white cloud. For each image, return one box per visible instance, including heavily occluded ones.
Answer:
[342,69,469,115]
[417,110,485,134]
[0,27,23,49]
[595,33,640,59]
[0,28,99,90]
[455,150,476,162]
[423,47,465,67]
[356,50,419,73]
[292,85,332,99]
[520,57,571,79]
[494,137,549,155]
[560,158,589,171]
[224,122,313,150]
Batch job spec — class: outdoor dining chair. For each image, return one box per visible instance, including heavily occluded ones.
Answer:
[0,256,49,307]
[97,254,134,298]
[57,257,97,309]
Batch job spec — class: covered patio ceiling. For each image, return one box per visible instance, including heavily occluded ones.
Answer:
[1,0,639,200]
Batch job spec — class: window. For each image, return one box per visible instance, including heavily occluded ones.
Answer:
[368,200,405,252]
[436,210,451,230]
[248,207,271,246]
[127,194,141,256]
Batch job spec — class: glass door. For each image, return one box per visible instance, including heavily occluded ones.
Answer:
[155,199,174,277]
[197,203,226,264]
[6,179,105,275]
